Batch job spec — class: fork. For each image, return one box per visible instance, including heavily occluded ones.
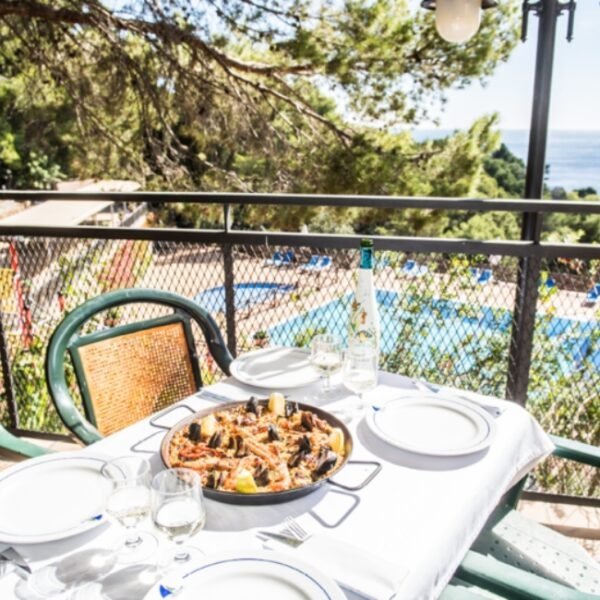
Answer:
[258,517,312,548]
[283,517,311,542]
[0,547,31,579]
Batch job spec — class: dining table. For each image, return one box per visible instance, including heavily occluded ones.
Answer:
[0,370,554,600]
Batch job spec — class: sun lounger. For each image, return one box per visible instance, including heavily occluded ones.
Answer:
[314,255,332,271]
[476,269,493,285]
[264,251,283,266]
[585,283,600,304]
[280,250,295,266]
[402,260,416,275]
[299,255,321,271]
[404,262,428,278]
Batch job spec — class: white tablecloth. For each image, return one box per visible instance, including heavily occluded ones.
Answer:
[0,373,554,600]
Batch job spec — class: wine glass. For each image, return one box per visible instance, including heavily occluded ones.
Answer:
[151,469,206,565]
[310,333,343,396]
[342,343,378,414]
[101,456,157,564]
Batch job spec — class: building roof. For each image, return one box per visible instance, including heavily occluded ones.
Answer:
[2,180,140,227]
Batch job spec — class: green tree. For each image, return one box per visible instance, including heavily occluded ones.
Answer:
[0,0,519,188]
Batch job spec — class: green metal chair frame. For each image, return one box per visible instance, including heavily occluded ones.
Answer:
[454,434,600,599]
[0,423,48,458]
[46,288,233,445]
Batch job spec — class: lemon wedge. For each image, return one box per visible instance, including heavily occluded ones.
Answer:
[328,428,344,454]
[268,392,286,416]
[200,414,217,439]
[235,469,258,494]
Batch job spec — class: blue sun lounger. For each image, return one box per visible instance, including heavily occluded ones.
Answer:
[315,256,332,271]
[476,269,493,285]
[265,251,283,266]
[265,250,294,267]
[402,260,416,275]
[586,283,600,304]
[299,255,321,271]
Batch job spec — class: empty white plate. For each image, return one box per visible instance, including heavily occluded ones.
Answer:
[145,550,345,599]
[0,452,111,544]
[230,346,320,389]
[366,393,496,456]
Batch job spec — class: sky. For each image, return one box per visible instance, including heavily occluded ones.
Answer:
[415,0,600,131]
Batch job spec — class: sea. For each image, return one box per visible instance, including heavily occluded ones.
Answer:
[412,129,600,193]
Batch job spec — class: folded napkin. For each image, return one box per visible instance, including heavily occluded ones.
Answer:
[265,533,407,600]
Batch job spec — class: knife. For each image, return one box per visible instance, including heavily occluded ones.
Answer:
[257,530,304,548]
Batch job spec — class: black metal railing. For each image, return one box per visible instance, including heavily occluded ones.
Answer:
[0,191,598,502]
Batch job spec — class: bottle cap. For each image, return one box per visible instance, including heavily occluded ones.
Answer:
[360,238,373,248]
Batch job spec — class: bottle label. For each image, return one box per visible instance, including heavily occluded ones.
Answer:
[349,269,380,350]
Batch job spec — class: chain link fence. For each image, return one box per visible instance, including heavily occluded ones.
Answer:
[0,235,598,497]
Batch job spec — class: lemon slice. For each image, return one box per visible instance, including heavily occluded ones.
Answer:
[235,469,258,494]
[268,392,286,416]
[328,428,345,454]
[201,414,217,439]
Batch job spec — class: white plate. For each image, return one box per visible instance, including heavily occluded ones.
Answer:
[230,346,321,390]
[0,452,111,544]
[145,549,345,600]
[366,393,496,456]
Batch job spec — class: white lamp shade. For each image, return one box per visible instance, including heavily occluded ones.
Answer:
[435,0,481,43]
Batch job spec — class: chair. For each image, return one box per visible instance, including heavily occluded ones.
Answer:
[0,423,49,458]
[46,288,233,445]
[461,434,600,597]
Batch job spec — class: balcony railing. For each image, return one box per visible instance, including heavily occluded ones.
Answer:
[0,191,598,504]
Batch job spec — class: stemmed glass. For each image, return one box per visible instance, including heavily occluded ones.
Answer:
[310,333,343,396]
[152,469,206,565]
[342,343,378,414]
[101,456,157,564]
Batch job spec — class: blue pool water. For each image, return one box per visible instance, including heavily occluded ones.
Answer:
[195,282,294,313]
[268,290,600,375]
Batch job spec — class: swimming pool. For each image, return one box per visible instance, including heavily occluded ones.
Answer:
[267,290,600,374]
[195,282,294,314]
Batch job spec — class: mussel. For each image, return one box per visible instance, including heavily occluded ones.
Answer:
[254,465,270,486]
[229,434,246,457]
[267,424,280,442]
[288,435,312,468]
[246,396,259,414]
[208,431,222,448]
[300,412,314,431]
[298,435,312,454]
[188,422,201,442]
[313,447,338,479]
[206,471,225,489]
[285,401,300,417]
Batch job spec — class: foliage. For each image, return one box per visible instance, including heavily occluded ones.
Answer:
[483,143,526,198]
[381,259,599,496]
[0,0,519,187]
[293,325,327,348]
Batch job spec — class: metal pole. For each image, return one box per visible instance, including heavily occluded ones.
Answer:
[222,204,237,356]
[507,0,561,404]
[0,310,18,428]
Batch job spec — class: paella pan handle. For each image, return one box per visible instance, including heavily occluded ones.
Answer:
[149,403,196,430]
[327,460,382,491]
